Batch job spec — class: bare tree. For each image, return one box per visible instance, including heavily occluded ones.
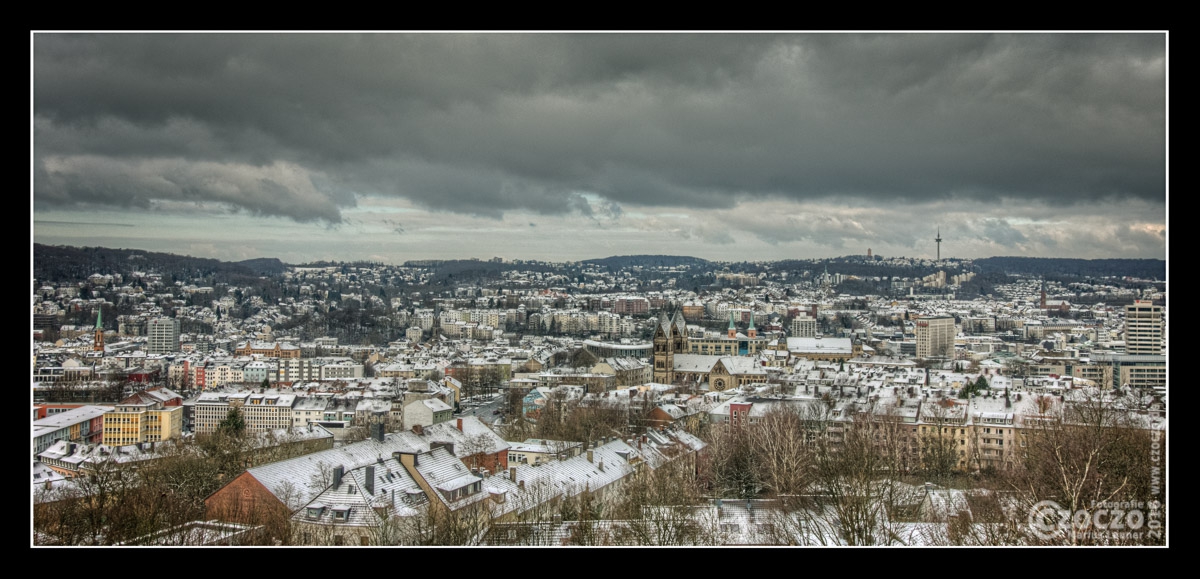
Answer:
[700,423,762,499]
[919,401,965,483]
[1005,389,1160,545]
[806,407,923,545]
[747,406,814,497]
[34,436,267,545]
[611,459,715,545]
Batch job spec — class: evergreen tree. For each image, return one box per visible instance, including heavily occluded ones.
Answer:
[218,407,246,437]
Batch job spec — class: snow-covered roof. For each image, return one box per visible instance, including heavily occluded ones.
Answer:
[786,337,853,354]
[422,416,511,457]
[245,432,428,506]
[672,354,721,373]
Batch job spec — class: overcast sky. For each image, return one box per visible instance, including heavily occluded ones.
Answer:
[32,33,1167,264]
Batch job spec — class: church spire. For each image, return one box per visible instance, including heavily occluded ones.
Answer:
[728,311,737,339]
[748,311,757,339]
[92,308,104,352]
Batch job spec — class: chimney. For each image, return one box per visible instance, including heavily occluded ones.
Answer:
[332,465,344,489]
[365,466,375,496]
[412,423,424,435]
[518,479,525,490]
[598,458,604,472]
[457,418,463,432]
[925,482,934,494]
[587,449,593,463]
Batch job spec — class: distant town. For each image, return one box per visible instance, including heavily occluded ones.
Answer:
[32,244,1166,546]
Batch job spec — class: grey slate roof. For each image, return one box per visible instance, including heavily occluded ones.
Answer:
[245,432,429,507]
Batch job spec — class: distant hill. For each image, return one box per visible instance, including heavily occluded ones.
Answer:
[33,244,278,285]
[235,257,287,276]
[423,259,557,286]
[974,257,1165,280]
[32,244,1166,286]
[583,255,712,269]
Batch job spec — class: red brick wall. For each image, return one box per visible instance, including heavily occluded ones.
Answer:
[464,450,508,474]
[205,472,293,542]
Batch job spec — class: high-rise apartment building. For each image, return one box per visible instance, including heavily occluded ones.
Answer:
[147,317,181,354]
[1125,300,1164,355]
[915,315,956,359]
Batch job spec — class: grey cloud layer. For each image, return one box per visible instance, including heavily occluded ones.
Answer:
[34,33,1165,225]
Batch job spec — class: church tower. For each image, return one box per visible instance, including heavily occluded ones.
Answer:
[92,309,104,352]
[727,311,737,339]
[748,312,757,339]
[672,310,687,354]
[653,312,673,383]
[652,310,690,384]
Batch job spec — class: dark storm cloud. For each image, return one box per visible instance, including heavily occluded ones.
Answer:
[34,33,1165,223]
